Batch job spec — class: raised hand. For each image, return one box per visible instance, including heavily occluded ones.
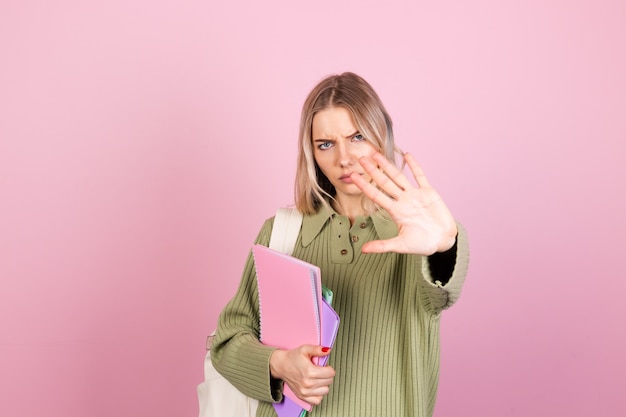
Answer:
[350,152,458,255]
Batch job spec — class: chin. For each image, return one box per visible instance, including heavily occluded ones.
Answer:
[335,185,364,197]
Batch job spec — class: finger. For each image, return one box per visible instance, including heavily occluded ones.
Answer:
[358,156,404,200]
[311,346,332,365]
[372,152,414,191]
[295,365,334,404]
[349,170,394,211]
[302,393,326,406]
[300,344,329,357]
[301,371,334,394]
[292,383,327,406]
[299,345,332,368]
[404,152,431,188]
[360,239,390,254]
[318,346,332,357]
[361,237,410,254]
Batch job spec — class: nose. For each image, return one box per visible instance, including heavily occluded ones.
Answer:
[337,141,355,168]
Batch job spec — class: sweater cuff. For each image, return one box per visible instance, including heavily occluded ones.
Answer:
[421,222,470,312]
[426,237,458,285]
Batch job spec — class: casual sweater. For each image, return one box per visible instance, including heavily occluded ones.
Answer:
[211,207,469,417]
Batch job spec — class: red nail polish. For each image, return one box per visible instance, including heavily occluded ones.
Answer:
[321,347,330,353]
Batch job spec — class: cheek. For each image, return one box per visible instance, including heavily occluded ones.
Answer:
[358,142,378,158]
[312,150,330,172]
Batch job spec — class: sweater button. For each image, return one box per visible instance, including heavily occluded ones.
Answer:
[351,235,359,242]
[340,249,348,255]
[359,222,367,229]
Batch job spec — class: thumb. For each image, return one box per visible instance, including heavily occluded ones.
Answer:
[318,346,332,357]
[300,344,332,358]
[361,239,394,254]
[312,346,332,366]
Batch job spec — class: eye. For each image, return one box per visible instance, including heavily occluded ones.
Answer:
[352,133,365,142]
[317,141,334,150]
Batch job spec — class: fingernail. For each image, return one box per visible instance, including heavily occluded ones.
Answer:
[321,347,331,353]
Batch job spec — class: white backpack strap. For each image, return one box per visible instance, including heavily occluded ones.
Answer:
[268,207,303,255]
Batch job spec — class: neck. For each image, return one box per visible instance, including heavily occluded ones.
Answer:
[331,196,370,224]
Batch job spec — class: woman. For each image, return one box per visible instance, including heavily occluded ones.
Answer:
[211,72,469,417]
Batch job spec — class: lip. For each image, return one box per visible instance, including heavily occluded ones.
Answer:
[339,173,359,183]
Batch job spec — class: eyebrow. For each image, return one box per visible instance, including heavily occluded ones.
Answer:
[313,131,360,141]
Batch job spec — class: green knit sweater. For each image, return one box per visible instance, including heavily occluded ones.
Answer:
[211,207,469,417]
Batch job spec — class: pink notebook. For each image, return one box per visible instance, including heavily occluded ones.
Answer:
[252,244,323,412]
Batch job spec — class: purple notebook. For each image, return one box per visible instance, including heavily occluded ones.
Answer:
[273,298,340,417]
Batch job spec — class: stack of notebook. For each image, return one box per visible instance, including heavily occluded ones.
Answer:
[252,244,340,417]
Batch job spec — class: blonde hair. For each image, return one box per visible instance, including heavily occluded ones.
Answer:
[294,72,402,214]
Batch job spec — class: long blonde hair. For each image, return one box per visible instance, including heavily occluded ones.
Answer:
[294,72,401,214]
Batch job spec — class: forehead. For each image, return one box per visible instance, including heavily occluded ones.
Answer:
[312,107,357,138]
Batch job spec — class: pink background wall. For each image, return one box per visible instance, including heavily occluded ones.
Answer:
[1,1,625,416]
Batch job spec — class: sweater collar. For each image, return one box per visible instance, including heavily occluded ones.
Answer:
[301,204,398,247]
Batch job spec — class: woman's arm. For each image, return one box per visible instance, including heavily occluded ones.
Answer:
[211,218,337,405]
[351,152,470,314]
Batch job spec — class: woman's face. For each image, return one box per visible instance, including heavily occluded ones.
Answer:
[311,106,377,201]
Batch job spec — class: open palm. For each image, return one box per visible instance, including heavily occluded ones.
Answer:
[350,152,458,255]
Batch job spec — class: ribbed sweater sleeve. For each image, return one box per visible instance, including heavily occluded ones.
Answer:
[210,218,281,402]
